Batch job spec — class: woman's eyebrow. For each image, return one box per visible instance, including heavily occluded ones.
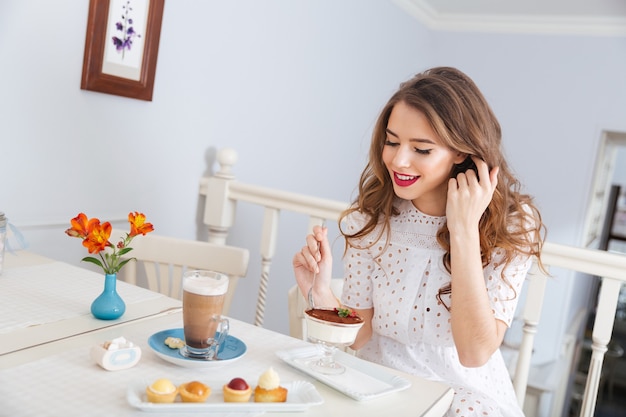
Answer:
[386,128,399,138]
[386,128,436,144]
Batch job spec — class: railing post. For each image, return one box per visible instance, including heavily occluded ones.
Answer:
[202,148,238,245]
[513,262,548,405]
[579,277,621,417]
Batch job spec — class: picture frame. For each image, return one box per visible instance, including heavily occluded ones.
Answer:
[81,0,165,101]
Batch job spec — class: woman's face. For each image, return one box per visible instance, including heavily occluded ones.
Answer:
[382,101,465,216]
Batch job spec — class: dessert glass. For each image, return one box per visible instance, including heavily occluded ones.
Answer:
[304,309,364,375]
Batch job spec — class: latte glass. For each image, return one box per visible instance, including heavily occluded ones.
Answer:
[180,270,229,360]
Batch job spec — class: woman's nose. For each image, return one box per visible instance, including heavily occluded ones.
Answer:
[393,146,412,168]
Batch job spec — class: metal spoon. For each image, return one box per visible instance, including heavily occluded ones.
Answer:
[307,222,325,309]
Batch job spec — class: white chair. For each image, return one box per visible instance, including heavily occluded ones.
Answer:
[112,229,249,315]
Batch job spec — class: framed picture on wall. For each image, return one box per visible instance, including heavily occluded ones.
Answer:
[80,0,165,101]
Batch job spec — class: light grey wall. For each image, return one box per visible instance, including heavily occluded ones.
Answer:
[2,1,625,367]
[0,0,430,330]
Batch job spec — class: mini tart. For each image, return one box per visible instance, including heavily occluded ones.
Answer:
[223,383,252,402]
[179,381,211,403]
[253,385,288,403]
[146,379,178,403]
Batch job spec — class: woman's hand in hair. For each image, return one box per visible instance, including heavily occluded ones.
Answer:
[446,156,499,234]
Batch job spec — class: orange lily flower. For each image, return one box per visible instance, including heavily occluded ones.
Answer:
[66,211,153,274]
[128,212,154,237]
[82,221,112,254]
[65,212,99,239]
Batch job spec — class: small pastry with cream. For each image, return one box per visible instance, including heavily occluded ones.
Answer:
[179,381,211,402]
[146,378,178,403]
[254,367,287,402]
[223,377,252,402]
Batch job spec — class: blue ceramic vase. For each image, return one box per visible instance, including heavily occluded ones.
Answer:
[91,273,126,320]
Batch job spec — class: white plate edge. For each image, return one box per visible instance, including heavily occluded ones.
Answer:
[276,347,412,401]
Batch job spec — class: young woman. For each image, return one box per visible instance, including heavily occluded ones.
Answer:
[293,67,545,416]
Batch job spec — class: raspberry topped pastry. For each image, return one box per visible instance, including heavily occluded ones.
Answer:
[223,377,252,402]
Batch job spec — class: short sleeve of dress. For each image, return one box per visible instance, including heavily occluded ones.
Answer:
[340,210,377,310]
[484,248,533,327]
[486,203,539,326]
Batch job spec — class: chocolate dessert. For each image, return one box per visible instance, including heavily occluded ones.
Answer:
[305,308,363,325]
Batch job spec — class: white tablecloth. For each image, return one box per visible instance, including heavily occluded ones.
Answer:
[0,261,161,334]
[0,316,308,417]
[0,312,454,417]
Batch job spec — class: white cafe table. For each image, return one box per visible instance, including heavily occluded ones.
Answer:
[0,251,181,355]
[0,311,454,417]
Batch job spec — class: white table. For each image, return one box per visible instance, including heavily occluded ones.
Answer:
[0,251,181,355]
[0,311,454,416]
[0,252,454,416]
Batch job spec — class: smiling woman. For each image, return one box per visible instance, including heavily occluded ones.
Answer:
[292,66,546,417]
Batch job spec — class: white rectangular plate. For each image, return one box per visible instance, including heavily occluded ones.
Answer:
[276,346,411,401]
[127,380,323,413]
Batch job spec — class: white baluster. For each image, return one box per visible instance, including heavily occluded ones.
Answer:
[579,277,621,417]
[513,262,548,405]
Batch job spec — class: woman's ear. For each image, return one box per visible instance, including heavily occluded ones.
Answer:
[453,152,467,164]
[451,155,479,180]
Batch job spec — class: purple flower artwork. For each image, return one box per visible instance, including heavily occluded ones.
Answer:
[111,0,142,60]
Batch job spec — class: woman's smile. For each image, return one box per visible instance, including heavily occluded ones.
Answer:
[394,172,419,186]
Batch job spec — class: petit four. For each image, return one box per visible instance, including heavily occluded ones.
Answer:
[146,378,178,403]
[223,377,252,402]
[254,367,287,402]
[179,381,211,402]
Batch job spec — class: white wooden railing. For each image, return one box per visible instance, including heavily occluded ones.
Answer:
[199,148,626,417]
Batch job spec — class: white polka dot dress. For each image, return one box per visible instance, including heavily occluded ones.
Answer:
[341,199,530,417]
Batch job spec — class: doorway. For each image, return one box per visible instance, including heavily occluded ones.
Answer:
[582,130,626,249]
[572,129,626,416]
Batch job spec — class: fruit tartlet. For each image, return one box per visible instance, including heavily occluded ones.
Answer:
[254,367,287,402]
[223,377,252,402]
[146,378,178,403]
[179,381,211,402]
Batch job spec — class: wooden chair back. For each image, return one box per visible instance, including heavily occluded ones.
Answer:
[111,229,249,315]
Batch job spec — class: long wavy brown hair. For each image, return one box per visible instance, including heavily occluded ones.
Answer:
[339,67,545,304]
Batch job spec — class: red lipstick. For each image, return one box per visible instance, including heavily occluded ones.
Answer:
[394,172,419,187]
